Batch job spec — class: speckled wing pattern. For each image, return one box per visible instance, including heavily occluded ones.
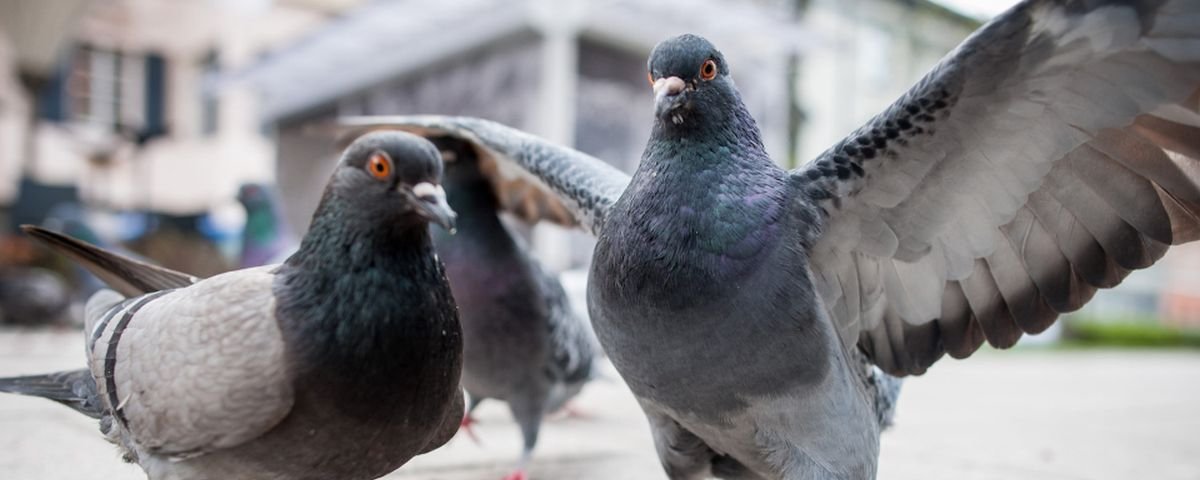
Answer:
[538,263,595,392]
[795,0,1200,376]
[336,116,631,236]
[86,266,293,459]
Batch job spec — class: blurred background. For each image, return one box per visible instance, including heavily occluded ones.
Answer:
[0,0,1197,479]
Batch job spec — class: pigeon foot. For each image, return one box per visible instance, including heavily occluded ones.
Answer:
[501,469,528,480]
[458,414,482,445]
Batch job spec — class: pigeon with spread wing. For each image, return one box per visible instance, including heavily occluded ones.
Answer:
[339,1,1200,478]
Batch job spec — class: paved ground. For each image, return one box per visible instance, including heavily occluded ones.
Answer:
[1,328,1198,479]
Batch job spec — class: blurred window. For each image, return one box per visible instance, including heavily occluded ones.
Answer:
[855,25,892,93]
[200,50,219,136]
[143,53,167,141]
[62,45,168,142]
[36,63,69,122]
[68,45,121,130]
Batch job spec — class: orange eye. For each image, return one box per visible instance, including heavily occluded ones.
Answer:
[700,59,717,81]
[367,153,391,180]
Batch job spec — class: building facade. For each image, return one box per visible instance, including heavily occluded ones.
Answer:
[0,0,333,231]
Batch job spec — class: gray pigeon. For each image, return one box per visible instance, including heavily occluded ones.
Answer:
[339,1,1200,478]
[0,131,465,480]
[0,266,72,325]
[428,136,596,480]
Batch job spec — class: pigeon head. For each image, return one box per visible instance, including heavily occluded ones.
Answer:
[429,136,487,190]
[237,183,270,209]
[331,131,457,231]
[647,34,736,128]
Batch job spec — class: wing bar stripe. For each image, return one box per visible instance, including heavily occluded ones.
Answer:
[104,290,172,426]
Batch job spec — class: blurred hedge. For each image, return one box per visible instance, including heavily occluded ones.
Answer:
[1063,315,1200,348]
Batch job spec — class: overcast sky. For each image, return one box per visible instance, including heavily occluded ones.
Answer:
[928,0,1020,20]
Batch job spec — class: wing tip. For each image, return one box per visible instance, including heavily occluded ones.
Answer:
[20,224,50,239]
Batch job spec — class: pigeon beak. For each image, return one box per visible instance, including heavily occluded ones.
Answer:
[409,182,457,232]
[653,76,686,118]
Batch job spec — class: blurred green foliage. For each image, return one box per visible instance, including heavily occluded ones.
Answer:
[1063,315,1200,348]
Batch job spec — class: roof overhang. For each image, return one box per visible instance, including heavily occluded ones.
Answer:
[238,0,813,122]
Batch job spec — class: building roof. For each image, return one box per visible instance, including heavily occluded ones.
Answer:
[239,0,812,122]
[0,0,90,76]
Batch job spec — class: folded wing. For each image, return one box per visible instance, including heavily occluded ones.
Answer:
[26,227,293,458]
[88,266,293,458]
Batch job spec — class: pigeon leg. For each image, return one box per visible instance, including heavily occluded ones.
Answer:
[502,395,545,480]
[500,449,532,480]
[457,395,486,445]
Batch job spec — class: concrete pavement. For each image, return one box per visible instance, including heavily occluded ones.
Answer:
[0,329,1197,479]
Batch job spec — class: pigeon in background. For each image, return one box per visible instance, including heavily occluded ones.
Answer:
[0,204,89,326]
[343,1,1200,477]
[236,183,298,268]
[429,137,596,480]
[0,131,465,480]
[0,266,71,326]
[126,212,233,278]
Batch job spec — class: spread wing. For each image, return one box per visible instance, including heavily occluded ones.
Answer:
[796,0,1200,376]
[335,116,631,235]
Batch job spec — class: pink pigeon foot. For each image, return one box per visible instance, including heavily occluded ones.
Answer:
[501,469,528,480]
[459,414,482,445]
[548,402,590,421]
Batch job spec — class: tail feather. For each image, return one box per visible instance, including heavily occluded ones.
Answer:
[871,366,903,429]
[21,225,198,297]
[0,369,104,419]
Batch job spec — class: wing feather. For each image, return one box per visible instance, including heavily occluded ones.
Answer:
[88,267,292,457]
[799,0,1200,375]
[22,225,198,296]
[938,284,983,360]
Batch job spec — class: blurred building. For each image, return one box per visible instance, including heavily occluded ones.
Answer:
[0,0,345,275]
[0,0,337,231]
[1161,247,1200,329]
[793,0,982,162]
[1082,246,1200,330]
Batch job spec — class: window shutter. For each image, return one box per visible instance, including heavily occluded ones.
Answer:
[201,50,219,135]
[36,58,69,122]
[143,53,167,141]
